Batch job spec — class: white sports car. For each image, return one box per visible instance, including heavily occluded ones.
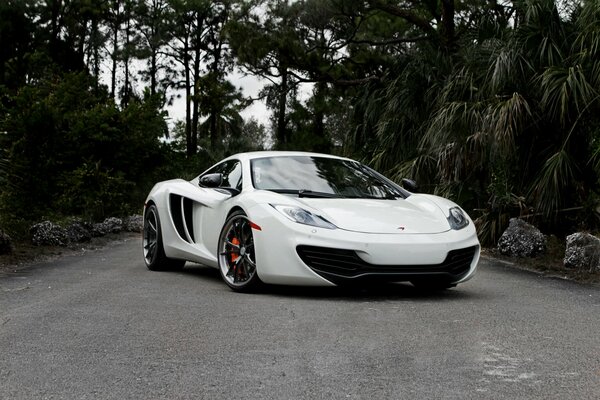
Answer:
[143,151,480,291]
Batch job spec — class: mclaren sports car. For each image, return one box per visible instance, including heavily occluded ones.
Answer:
[142,151,480,291]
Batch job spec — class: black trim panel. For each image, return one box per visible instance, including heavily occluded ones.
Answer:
[296,245,478,284]
[183,197,195,242]
[169,194,196,243]
[169,194,188,243]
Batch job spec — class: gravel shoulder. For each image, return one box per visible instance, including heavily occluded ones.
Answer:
[482,237,600,286]
[0,232,141,276]
[3,234,599,285]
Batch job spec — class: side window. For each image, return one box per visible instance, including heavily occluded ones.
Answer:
[201,162,224,178]
[222,161,242,190]
[199,160,242,190]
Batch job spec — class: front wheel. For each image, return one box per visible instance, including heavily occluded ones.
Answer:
[143,204,185,271]
[218,211,262,292]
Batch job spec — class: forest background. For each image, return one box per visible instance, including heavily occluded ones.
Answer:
[1,0,599,245]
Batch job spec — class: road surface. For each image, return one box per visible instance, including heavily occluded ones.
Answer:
[1,235,599,399]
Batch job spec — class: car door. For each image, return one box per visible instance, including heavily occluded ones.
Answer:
[195,160,243,262]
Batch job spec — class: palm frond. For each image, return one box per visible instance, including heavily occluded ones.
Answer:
[518,0,567,68]
[538,65,595,126]
[422,101,482,149]
[530,149,576,216]
[475,211,512,246]
[483,92,533,156]
[573,0,600,58]
[389,154,437,184]
[489,48,516,92]
[590,59,600,88]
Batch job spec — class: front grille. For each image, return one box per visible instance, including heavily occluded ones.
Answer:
[296,245,478,282]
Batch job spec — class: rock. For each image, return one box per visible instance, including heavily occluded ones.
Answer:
[91,222,108,237]
[30,221,69,246]
[91,217,123,237]
[65,220,92,243]
[103,217,123,233]
[564,232,600,271]
[497,218,546,257]
[0,229,13,254]
[124,215,143,232]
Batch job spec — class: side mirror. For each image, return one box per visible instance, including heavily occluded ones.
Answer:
[199,173,223,188]
[401,178,418,192]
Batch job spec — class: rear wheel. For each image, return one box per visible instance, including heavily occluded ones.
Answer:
[218,211,261,292]
[143,204,185,271]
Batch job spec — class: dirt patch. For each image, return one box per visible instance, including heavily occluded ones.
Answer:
[0,232,141,276]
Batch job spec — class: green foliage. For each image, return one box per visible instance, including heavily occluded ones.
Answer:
[475,166,529,246]
[349,0,600,241]
[57,163,134,221]
[2,0,600,246]
[0,72,167,225]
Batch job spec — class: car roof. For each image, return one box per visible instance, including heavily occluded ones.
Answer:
[225,151,353,163]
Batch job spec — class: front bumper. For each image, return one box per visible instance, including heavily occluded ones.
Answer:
[296,244,478,284]
[249,204,480,287]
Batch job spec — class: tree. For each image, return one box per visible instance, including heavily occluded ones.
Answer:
[368,0,600,242]
[0,0,34,89]
[135,0,173,98]
[227,0,307,145]
[197,75,245,150]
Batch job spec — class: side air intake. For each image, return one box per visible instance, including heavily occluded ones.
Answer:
[169,194,195,243]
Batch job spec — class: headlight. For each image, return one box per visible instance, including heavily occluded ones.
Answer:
[448,207,469,230]
[271,204,337,229]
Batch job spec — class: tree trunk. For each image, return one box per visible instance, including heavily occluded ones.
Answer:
[277,66,288,146]
[110,0,120,99]
[184,35,193,156]
[440,0,456,52]
[209,36,223,150]
[210,109,218,149]
[123,15,131,107]
[314,80,326,140]
[49,0,62,59]
[92,17,100,88]
[191,73,199,152]
[191,12,203,152]
[150,50,157,97]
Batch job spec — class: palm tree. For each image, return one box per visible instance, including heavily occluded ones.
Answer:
[354,0,600,244]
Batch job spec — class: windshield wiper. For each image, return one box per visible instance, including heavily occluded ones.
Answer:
[266,189,343,198]
[298,189,343,198]
[344,194,400,200]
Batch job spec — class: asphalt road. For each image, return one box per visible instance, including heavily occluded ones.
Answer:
[1,236,599,400]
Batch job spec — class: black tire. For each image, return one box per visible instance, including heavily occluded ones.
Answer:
[143,204,186,271]
[217,210,262,292]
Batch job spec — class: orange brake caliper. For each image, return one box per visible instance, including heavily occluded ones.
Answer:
[230,237,240,264]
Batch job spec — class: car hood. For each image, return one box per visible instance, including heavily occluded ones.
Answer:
[296,196,451,234]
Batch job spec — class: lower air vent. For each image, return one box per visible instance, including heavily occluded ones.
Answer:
[296,245,478,282]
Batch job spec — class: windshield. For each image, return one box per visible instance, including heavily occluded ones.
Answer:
[250,156,405,199]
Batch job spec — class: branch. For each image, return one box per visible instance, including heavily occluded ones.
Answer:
[330,75,381,87]
[288,69,381,87]
[368,0,435,34]
[349,34,429,46]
